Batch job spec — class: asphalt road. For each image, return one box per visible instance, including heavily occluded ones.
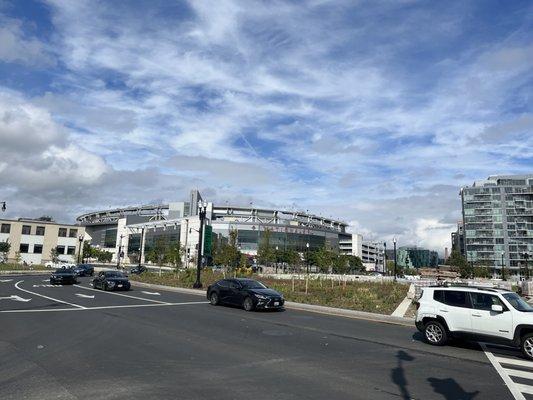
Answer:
[0,274,529,400]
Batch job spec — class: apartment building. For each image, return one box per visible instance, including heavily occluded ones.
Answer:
[0,218,85,265]
[461,174,533,273]
[339,233,385,271]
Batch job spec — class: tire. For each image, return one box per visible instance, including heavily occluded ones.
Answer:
[423,320,448,346]
[209,292,219,306]
[243,297,255,312]
[521,333,533,361]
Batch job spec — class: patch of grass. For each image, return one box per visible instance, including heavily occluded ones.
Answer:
[131,271,409,315]
[0,263,49,271]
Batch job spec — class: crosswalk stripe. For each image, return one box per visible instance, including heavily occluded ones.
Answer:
[494,356,533,368]
[504,368,533,380]
[480,344,526,400]
[515,384,533,395]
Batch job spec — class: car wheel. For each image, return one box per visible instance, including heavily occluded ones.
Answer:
[521,333,533,360]
[423,320,448,346]
[209,292,219,306]
[243,297,255,312]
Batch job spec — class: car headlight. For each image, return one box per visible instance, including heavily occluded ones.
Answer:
[107,281,115,286]
[254,294,268,300]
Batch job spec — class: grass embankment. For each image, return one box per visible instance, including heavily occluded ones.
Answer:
[131,270,408,315]
[0,263,49,271]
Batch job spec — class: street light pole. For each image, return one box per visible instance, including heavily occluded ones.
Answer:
[383,242,387,274]
[116,234,124,269]
[0,202,6,212]
[138,227,145,268]
[501,251,506,281]
[193,201,207,289]
[306,242,310,274]
[77,235,84,264]
[393,238,397,282]
[524,252,530,281]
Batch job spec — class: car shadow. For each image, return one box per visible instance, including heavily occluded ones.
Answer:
[411,332,482,352]
[427,377,479,399]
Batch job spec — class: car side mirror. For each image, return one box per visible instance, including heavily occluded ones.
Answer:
[492,304,503,313]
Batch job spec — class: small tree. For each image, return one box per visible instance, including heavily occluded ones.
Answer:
[166,242,184,270]
[0,240,10,262]
[446,250,471,278]
[50,248,59,264]
[257,229,275,269]
[347,255,364,273]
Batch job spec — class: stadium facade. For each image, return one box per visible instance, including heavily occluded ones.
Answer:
[77,190,363,269]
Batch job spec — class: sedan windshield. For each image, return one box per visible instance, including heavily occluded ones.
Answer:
[241,280,267,289]
[105,272,124,278]
[502,293,533,312]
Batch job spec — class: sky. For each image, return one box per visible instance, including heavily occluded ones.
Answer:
[0,0,532,253]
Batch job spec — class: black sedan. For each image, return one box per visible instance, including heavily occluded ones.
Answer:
[50,268,78,285]
[128,265,147,275]
[92,271,131,291]
[73,264,94,277]
[207,278,284,311]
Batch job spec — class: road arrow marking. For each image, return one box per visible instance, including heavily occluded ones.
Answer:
[0,295,32,302]
[0,279,13,283]
[75,293,95,299]
[141,291,161,296]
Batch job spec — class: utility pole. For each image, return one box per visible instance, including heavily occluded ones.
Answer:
[193,201,207,289]
[393,238,397,282]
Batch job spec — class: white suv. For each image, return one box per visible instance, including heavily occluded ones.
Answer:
[415,286,533,360]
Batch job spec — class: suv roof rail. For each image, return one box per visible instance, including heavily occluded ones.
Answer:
[428,283,502,292]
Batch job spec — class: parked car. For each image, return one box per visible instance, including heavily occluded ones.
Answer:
[416,285,533,360]
[207,278,284,311]
[50,268,78,285]
[92,271,131,291]
[73,264,94,277]
[129,265,147,275]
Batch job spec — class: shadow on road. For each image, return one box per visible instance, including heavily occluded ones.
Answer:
[411,332,481,352]
[391,350,415,400]
[427,377,479,400]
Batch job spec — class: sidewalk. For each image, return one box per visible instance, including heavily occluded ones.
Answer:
[130,280,415,327]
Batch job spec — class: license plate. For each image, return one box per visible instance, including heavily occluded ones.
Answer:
[274,301,279,306]
[118,284,123,288]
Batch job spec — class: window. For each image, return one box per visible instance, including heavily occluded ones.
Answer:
[36,226,45,236]
[56,245,66,255]
[217,280,230,288]
[0,223,10,233]
[69,228,78,238]
[58,228,67,237]
[33,244,43,254]
[19,243,29,253]
[470,293,505,311]
[67,246,76,255]
[21,225,31,235]
[435,290,471,308]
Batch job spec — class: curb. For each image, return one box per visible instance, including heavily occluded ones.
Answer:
[0,271,49,276]
[130,280,415,327]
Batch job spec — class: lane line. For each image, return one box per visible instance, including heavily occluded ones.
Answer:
[74,284,169,304]
[14,281,86,309]
[480,343,526,400]
[504,368,533,380]
[0,300,209,313]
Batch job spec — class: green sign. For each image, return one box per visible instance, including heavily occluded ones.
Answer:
[203,225,213,256]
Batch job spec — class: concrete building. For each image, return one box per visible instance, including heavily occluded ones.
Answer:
[338,233,385,271]
[77,190,350,267]
[0,218,85,265]
[461,174,533,275]
[451,221,465,256]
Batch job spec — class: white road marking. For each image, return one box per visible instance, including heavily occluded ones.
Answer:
[0,279,13,283]
[480,343,527,400]
[141,291,160,296]
[74,284,168,304]
[0,295,31,302]
[494,356,533,368]
[33,284,56,288]
[75,293,95,299]
[0,300,209,313]
[504,368,533,380]
[15,280,86,309]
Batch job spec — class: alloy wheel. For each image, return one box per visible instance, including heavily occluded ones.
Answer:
[425,324,443,344]
[524,338,533,359]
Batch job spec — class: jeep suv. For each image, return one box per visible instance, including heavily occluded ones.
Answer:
[415,286,533,360]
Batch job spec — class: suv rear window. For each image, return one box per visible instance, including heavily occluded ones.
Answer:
[434,290,470,308]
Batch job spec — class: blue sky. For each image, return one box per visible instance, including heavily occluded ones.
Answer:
[0,0,532,252]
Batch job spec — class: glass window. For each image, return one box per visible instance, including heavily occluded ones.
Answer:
[56,245,66,254]
[470,293,505,311]
[19,243,29,253]
[58,228,67,237]
[217,280,230,288]
[33,244,43,254]
[0,223,10,233]
[21,225,31,235]
[502,293,533,312]
[69,228,78,238]
[36,226,45,236]
[444,291,470,308]
[67,246,76,255]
